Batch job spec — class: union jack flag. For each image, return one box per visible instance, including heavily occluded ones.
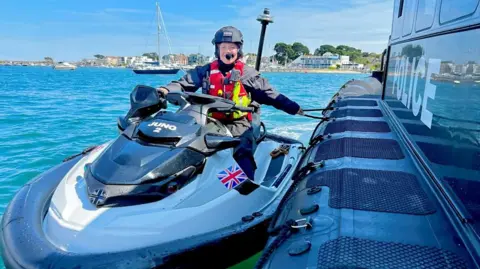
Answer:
[217,164,249,190]
[89,189,106,206]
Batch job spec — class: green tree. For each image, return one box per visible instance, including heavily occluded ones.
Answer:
[314,45,337,56]
[273,43,295,65]
[162,54,171,62]
[372,63,381,71]
[335,45,360,54]
[335,45,362,62]
[143,52,159,61]
[291,42,310,58]
[44,57,53,63]
[355,57,370,65]
[94,54,105,59]
[401,45,424,63]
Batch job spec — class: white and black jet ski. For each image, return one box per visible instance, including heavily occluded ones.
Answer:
[0,85,305,269]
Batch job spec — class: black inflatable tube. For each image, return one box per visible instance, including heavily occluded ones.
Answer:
[1,155,83,269]
[0,155,278,269]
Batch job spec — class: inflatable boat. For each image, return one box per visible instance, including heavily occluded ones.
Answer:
[255,0,480,267]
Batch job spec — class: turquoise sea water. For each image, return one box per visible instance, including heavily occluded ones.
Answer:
[0,66,366,268]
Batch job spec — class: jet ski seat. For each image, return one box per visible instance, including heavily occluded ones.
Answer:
[250,102,265,143]
[251,113,262,141]
[205,103,265,146]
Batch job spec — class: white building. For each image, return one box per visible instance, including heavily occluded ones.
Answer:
[121,56,141,66]
[454,64,467,74]
[340,55,350,65]
[473,64,480,74]
[290,53,350,68]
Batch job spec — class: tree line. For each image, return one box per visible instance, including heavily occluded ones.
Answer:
[273,42,382,66]
[92,53,160,60]
[88,44,382,69]
[273,42,310,65]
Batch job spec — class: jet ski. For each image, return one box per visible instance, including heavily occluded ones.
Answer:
[0,85,305,269]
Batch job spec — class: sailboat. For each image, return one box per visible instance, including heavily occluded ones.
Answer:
[133,2,180,75]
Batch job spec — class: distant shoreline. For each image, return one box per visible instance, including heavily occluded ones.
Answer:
[0,64,367,75]
[260,69,364,74]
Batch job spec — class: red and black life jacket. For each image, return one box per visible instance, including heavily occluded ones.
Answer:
[207,60,252,121]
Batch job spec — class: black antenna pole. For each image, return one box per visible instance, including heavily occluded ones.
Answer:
[255,8,273,71]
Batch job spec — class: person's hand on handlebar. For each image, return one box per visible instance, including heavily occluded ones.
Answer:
[297,108,304,115]
[156,87,169,97]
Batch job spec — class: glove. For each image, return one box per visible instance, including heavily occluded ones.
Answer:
[156,87,169,97]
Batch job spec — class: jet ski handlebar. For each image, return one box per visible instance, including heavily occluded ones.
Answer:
[233,105,254,112]
[166,91,255,112]
[214,105,254,112]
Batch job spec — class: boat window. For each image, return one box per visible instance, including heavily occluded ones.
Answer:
[399,0,405,17]
[440,0,479,24]
[392,0,405,40]
[416,0,436,31]
[403,0,416,36]
[384,29,480,235]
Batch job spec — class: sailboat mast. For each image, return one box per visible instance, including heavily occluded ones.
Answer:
[157,3,173,64]
[156,2,161,65]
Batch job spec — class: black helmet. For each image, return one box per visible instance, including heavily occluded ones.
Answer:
[212,26,244,45]
[212,26,244,59]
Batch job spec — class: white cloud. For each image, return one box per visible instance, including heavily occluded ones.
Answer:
[224,0,393,54]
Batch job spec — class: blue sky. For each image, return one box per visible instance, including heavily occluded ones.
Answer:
[0,0,393,61]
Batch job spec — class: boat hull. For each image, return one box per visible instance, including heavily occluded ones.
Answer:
[53,66,76,70]
[133,68,180,75]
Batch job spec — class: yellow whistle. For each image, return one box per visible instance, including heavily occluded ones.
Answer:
[217,90,223,96]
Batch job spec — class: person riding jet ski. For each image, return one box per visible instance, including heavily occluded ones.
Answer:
[0,26,309,269]
[157,26,304,181]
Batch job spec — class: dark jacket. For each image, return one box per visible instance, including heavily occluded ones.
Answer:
[162,62,300,116]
